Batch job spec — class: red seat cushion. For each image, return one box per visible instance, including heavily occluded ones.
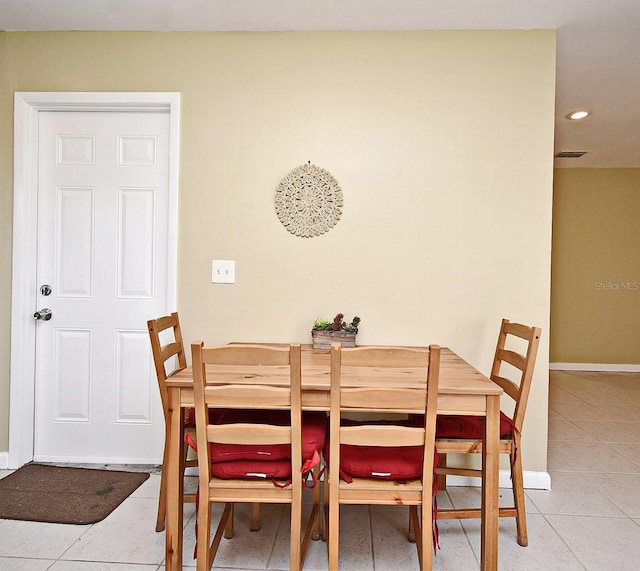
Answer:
[436,412,516,439]
[208,409,327,464]
[185,410,327,480]
[324,418,438,484]
[210,458,293,480]
[337,444,430,483]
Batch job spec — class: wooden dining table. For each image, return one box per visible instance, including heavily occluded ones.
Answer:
[163,344,503,570]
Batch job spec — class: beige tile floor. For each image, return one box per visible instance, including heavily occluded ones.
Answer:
[2,370,640,570]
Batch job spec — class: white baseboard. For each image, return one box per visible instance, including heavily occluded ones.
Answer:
[445,470,551,490]
[550,362,640,372]
[0,452,8,469]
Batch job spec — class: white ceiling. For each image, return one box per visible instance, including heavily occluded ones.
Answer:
[2,0,639,168]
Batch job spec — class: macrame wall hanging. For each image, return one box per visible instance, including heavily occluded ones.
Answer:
[274,162,343,238]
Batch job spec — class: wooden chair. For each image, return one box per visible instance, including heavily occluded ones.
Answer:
[148,312,195,532]
[147,313,261,533]
[327,344,441,571]
[191,342,323,571]
[435,318,541,547]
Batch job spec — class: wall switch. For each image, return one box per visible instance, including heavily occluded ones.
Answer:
[211,260,235,284]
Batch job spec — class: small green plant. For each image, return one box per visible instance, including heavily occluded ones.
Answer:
[312,313,361,333]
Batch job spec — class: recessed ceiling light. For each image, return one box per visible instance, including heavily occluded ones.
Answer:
[566,110,590,120]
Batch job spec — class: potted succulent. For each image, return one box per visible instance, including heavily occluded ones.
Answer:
[311,313,361,349]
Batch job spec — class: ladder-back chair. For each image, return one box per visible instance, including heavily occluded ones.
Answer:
[148,313,261,533]
[191,342,325,571]
[327,344,441,570]
[435,319,541,546]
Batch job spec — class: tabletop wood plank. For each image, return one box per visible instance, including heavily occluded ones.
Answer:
[170,345,501,396]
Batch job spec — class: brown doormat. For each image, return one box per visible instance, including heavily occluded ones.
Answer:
[0,464,150,524]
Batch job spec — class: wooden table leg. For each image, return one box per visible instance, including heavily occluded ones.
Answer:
[481,394,500,570]
[164,387,184,570]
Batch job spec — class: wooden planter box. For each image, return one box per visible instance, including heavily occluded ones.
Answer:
[311,330,357,350]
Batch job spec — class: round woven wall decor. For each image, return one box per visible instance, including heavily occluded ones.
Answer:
[274,163,343,238]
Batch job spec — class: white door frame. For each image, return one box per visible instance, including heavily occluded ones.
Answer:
[9,92,181,469]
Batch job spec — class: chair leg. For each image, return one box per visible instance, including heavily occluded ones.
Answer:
[301,502,318,566]
[328,485,339,570]
[155,466,167,532]
[290,494,303,571]
[409,506,421,561]
[223,503,235,539]
[250,503,261,531]
[421,502,434,571]
[155,438,172,532]
[322,476,329,542]
[196,497,214,571]
[203,503,233,571]
[511,449,528,547]
[408,507,416,542]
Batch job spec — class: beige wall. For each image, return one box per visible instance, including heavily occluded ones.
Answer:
[0,30,555,472]
[551,168,640,364]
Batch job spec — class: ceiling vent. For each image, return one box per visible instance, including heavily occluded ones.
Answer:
[555,151,588,158]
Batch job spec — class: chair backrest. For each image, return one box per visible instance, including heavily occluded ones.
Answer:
[329,344,441,478]
[147,312,187,418]
[190,342,303,484]
[490,319,542,432]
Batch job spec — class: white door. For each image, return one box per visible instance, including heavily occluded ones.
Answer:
[33,111,169,464]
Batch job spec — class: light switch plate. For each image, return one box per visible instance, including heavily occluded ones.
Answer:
[211,260,235,284]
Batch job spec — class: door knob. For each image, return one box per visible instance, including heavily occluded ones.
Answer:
[34,308,52,321]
